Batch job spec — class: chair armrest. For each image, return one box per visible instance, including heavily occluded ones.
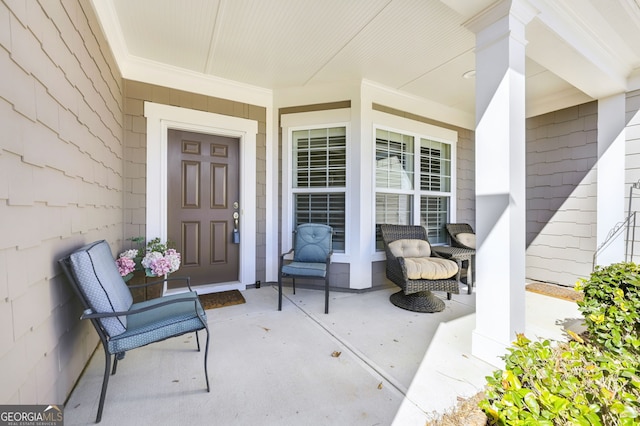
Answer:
[431,250,447,259]
[453,258,462,282]
[80,295,201,320]
[281,248,294,256]
[453,241,474,250]
[280,248,294,264]
[126,276,193,291]
[325,250,333,263]
[393,256,410,281]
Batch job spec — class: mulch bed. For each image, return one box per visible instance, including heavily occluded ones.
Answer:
[525,282,584,302]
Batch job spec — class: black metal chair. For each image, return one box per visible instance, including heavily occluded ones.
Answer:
[380,224,461,312]
[58,240,210,423]
[278,223,333,314]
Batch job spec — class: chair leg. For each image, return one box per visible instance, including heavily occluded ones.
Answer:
[203,326,211,392]
[278,275,283,311]
[324,276,329,314]
[195,330,201,352]
[96,347,112,423]
[292,277,296,294]
[447,292,452,300]
[111,352,124,375]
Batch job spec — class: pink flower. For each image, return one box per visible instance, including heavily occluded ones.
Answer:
[165,249,181,272]
[116,256,136,277]
[116,238,182,279]
[149,256,172,276]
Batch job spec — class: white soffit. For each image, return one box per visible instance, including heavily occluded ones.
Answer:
[308,1,472,88]
[89,0,640,124]
[206,0,392,88]
[113,0,219,72]
[527,0,634,97]
[525,58,592,117]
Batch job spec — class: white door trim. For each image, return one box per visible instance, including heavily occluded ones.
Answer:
[144,101,257,293]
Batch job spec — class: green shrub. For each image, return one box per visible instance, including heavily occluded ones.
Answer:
[576,262,640,354]
[480,263,640,425]
[480,334,640,425]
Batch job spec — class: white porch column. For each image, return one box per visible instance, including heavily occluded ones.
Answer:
[595,94,626,266]
[466,0,536,366]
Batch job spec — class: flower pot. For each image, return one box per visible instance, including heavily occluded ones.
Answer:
[126,271,163,302]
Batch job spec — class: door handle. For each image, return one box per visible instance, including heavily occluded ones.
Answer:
[232,211,240,244]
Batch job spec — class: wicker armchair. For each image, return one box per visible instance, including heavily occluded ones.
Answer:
[380,224,461,312]
[445,223,476,250]
[445,223,476,288]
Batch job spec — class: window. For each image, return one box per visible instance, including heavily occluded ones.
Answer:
[420,140,450,192]
[292,127,346,251]
[375,128,453,248]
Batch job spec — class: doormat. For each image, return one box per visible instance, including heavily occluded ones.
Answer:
[526,282,583,303]
[198,290,246,310]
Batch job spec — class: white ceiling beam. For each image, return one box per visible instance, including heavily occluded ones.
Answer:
[526,0,628,98]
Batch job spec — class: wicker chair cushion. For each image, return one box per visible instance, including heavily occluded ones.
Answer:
[388,239,431,258]
[402,257,458,280]
[69,240,133,337]
[456,232,476,249]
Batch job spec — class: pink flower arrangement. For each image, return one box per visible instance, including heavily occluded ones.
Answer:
[116,238,181,281]
[141,249,181,277]
[116,252,137,277]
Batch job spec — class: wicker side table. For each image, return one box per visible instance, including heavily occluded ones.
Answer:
[431,246,475,294]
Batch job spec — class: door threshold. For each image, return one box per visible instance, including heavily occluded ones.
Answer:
[164,281,245,296]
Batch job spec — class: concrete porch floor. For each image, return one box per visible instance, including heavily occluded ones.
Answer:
[63,283,583,425]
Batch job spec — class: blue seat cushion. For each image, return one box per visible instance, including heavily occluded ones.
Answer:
[69,240,133,337]
[282,261,327,278]
[108,291,206,354]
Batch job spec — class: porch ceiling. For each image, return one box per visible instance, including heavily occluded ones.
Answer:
[92,0,640,122]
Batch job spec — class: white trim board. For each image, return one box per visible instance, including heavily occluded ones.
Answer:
[144,102,258,293]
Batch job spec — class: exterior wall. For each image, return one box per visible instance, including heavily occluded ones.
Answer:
[626,89,640,260]
[525,102,598,286]
[122,81,268,282]
[0,0,123,405]
[454,127,475,226]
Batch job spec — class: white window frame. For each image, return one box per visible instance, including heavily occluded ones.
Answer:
[281,109,351,261]
[371,111,457,258]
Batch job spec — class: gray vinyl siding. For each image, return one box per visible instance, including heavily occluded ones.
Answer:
[625,90,640,260]
[0,0,123,405]
[525,102,598,286]
[455,128,475,226]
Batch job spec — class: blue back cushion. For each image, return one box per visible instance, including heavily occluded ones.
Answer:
[69,240,133,337]
[293,224,333,263]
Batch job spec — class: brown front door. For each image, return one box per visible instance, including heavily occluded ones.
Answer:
[167,129,240,289]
